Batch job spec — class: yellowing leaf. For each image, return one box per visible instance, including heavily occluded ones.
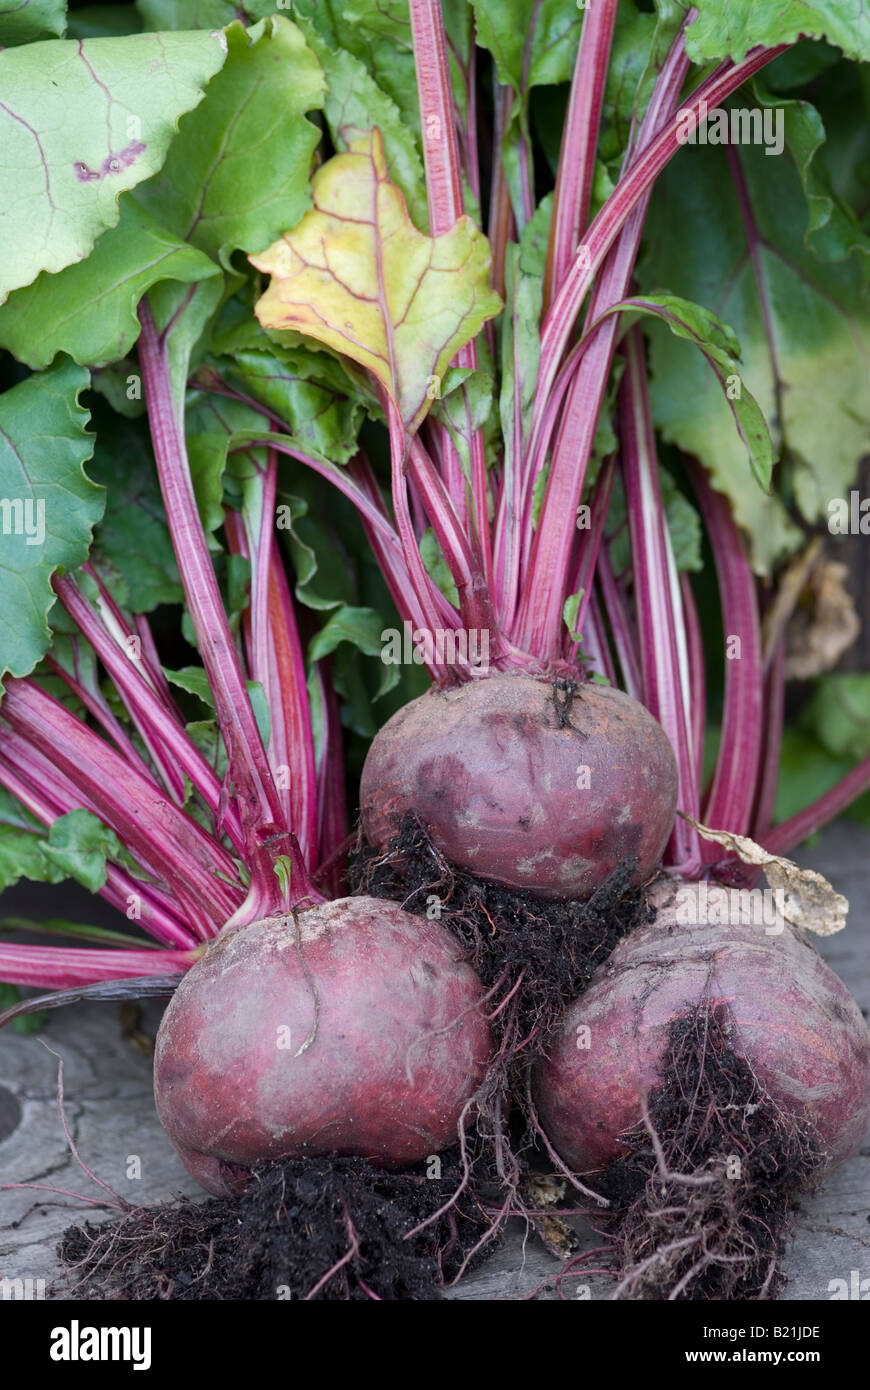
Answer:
[250,129,502,432]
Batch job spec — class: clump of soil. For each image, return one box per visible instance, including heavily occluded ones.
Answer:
[569,1002,821,1300]
[58,1151,492,1301]
[352,815,652,1227]
[351,812,651,1055]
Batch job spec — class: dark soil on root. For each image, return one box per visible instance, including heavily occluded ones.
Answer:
[57,1151,493,1301]
[351,812,652,1053]
[587,1002,822,1300]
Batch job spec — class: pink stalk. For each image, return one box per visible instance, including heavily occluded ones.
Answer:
[543,0,619,310]
[487,85,516,302]
[409,0,492,582]
[44,653,156,785]
[596,551,642,701]
[221,455,317,860]
[618,330,700,872]
[0,749,197,950]
[407,433,502,658]
[563,457,615,661]
[531,44,787,452]
[582,595,617,687]
[1,678,243,933]
[680,571,706,800]
[388,408,456,681]
[263,535,319,861]
[84,564,180,715]
[54,574,244,852]
[689,463,762,849]
[752,636,785,839]
[349,453,457,629]
[515,23,694,655]
[137,301,297,913]
[0,942,197,989]
[310,659,347,898]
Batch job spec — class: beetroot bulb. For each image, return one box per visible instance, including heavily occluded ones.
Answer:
[533,878,870,1299]
[154,896,491,1198]
[360,672,678,901]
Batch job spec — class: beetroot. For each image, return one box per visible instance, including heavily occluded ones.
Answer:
[154,896,491,1197]
[533,878,870,1298]
[535,879,870,1175]
[360,673,678,901]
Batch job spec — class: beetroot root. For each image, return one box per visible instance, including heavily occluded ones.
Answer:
[360,673,678,901]
[535,878,870,1176]
[154,896,491,1197]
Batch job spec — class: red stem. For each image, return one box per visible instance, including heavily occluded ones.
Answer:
[689,462,763,848]
[543,0,619,310]
[619,329,700,872]
[138,300,296,912]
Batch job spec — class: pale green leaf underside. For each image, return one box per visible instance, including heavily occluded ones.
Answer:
[0,29,227,303]
[685,0,870,64]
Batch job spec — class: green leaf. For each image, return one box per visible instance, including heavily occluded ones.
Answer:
[0,788,65,892]
[431,367,496,480]
[470,0,582,91]
[307,604,387,663]
[42,809,127,893]
[683,0,870,64]
[0,196,220,370]
[246,679,271,750]
[88,407,183,612]
[186,717,228,779]
[608,292,774,490]
[639,141,870,572]
[308,603,398,704]
[218,349,364,463]
[753,84,870,270]
[252,129,502,431]
[0,0,66,45]
[164,664,214,707]
[295,18,428,230]
[800,673,870,760]
[0,29,227,303]
[293,0,420,137]
[562,591,583,644]
[0,360,102,680]
[0,983,47,1034]
[660,466,703,573]
[419,528,459,608]
[136,16,324,269]
[773,727,854,827]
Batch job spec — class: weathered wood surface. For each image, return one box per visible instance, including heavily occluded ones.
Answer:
[1,822,868,1301]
